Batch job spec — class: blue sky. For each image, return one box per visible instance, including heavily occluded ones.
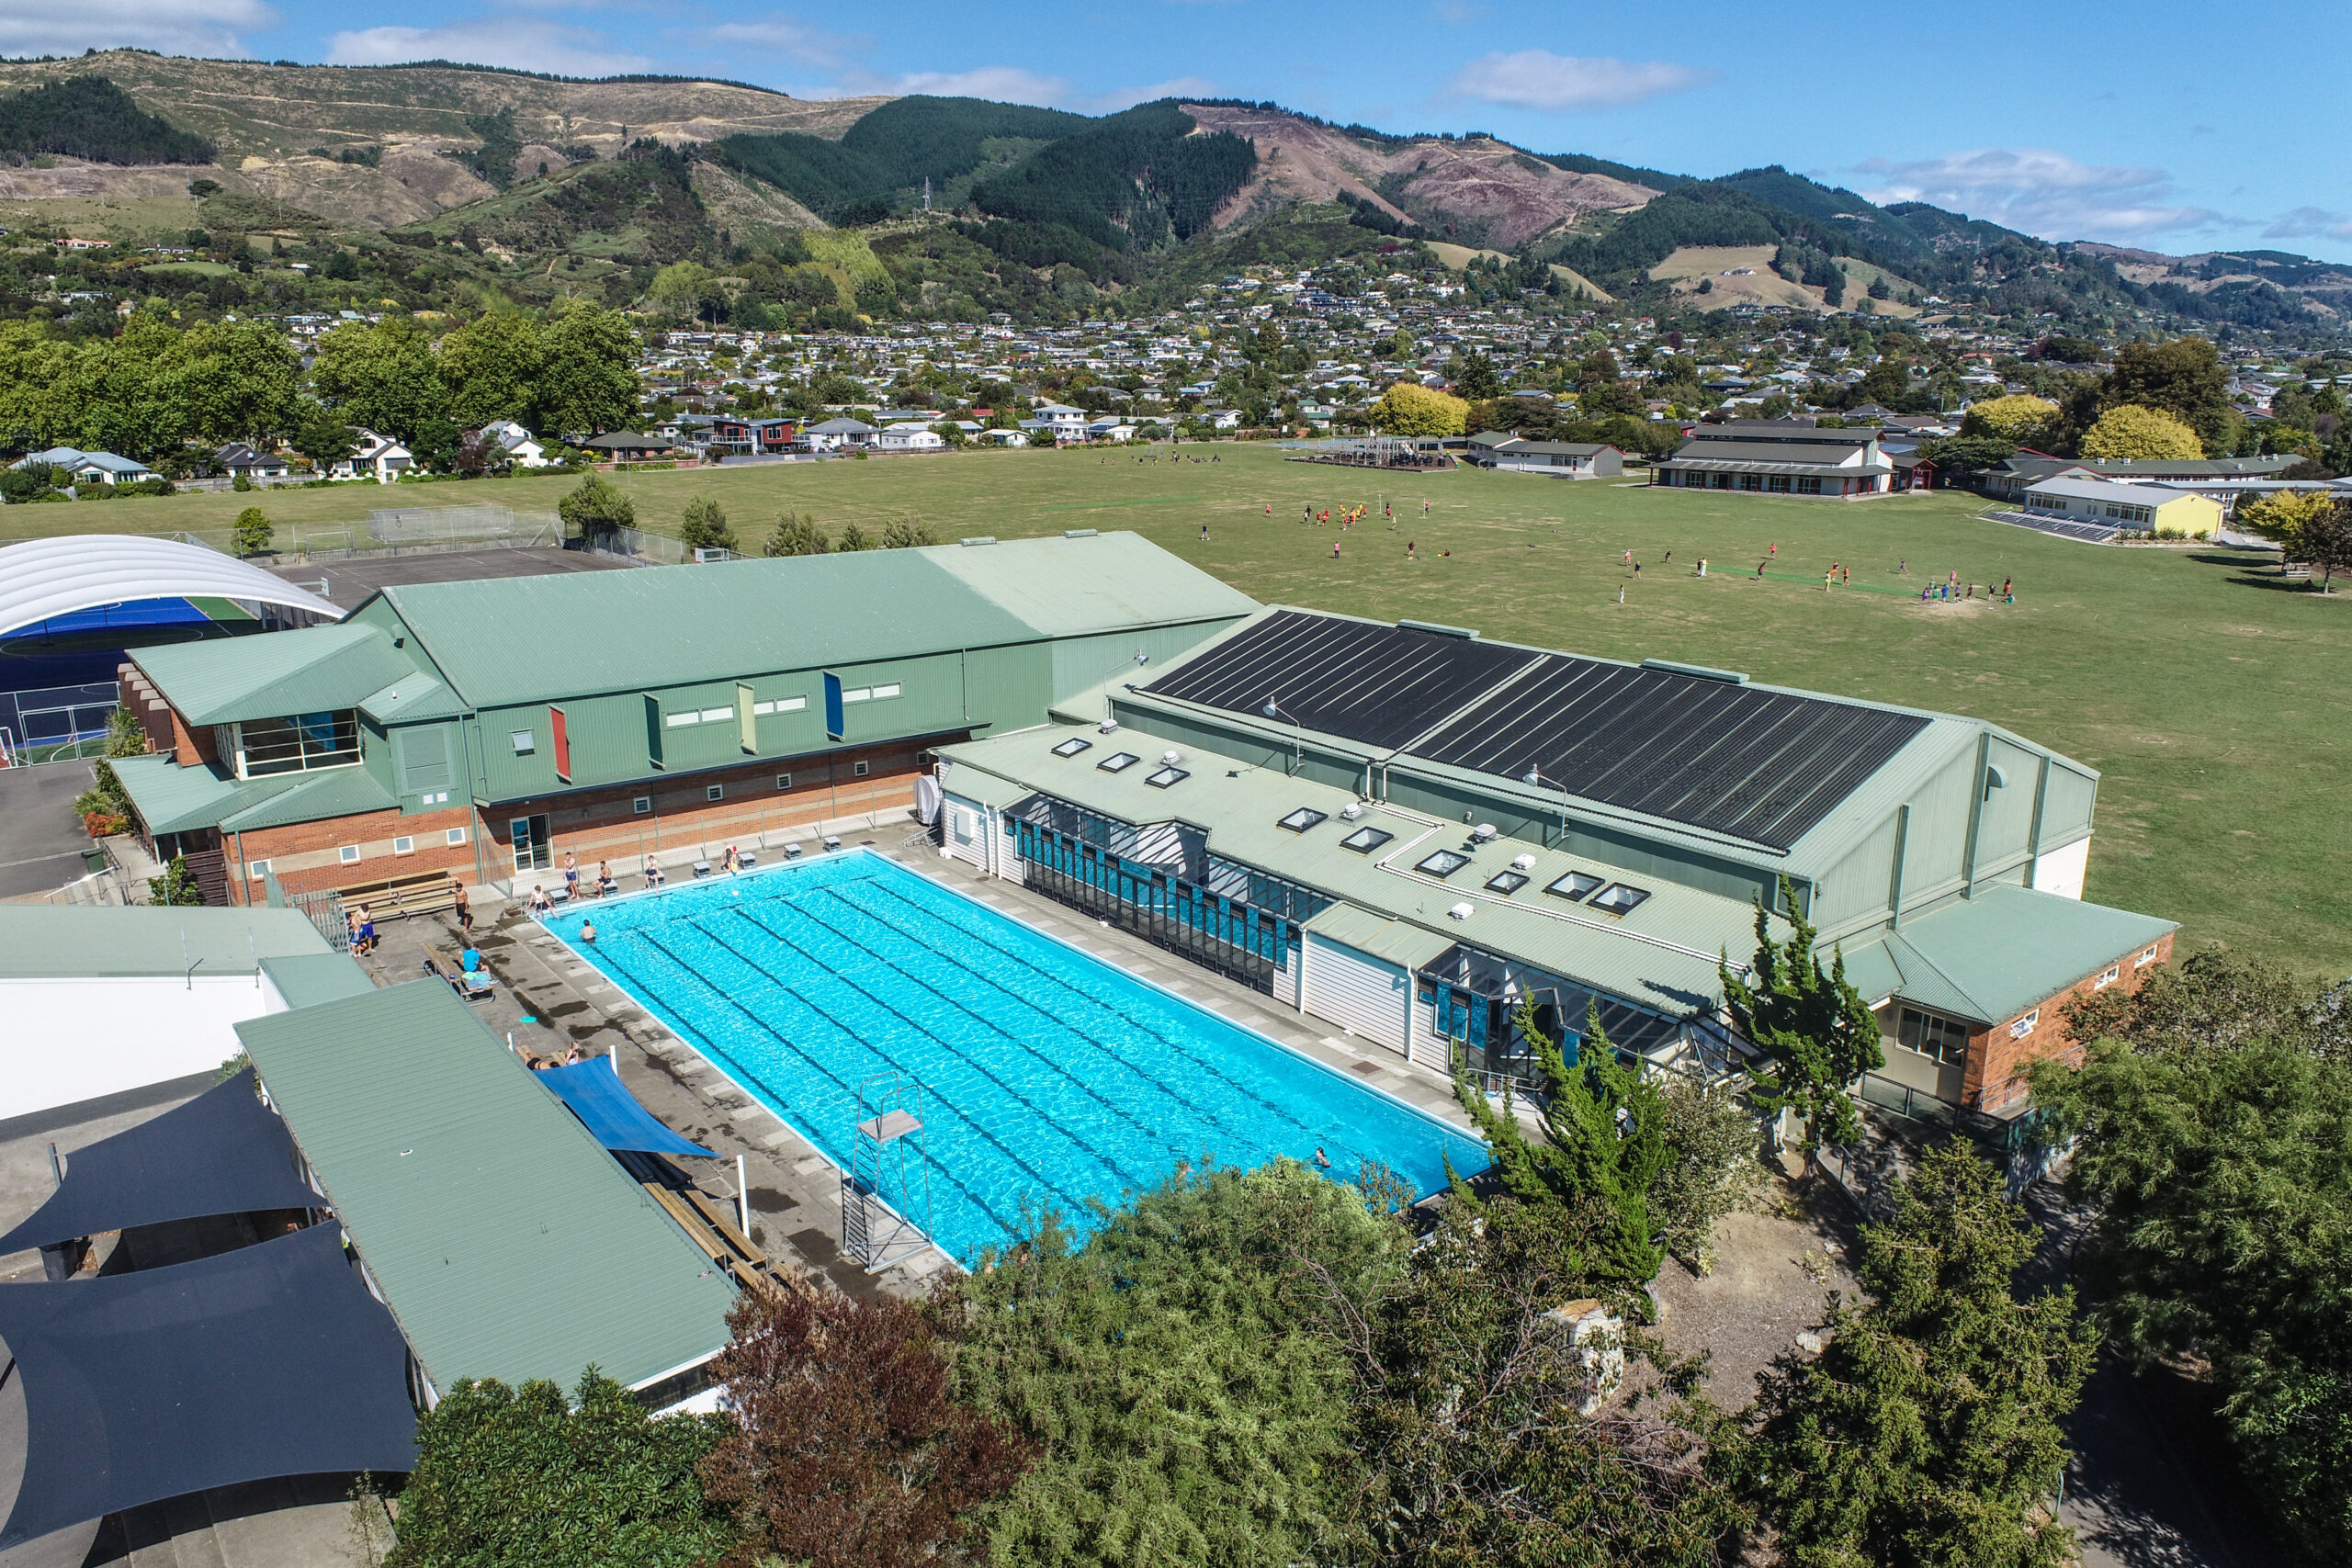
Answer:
[14,0,2350,263]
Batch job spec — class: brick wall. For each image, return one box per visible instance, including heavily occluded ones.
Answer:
[1961,929,2176,1111]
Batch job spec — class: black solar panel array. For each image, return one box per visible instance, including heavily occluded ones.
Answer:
[1414,656,1929,849]
[1139,608,1535,750]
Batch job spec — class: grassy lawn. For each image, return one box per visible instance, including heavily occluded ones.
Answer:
[7,444,2346,978]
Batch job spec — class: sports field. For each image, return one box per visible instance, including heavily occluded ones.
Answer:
[6,444,2346,978]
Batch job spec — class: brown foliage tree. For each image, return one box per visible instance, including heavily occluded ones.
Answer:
[697,1286,1032,1568]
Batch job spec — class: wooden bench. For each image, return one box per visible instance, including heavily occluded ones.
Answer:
[333,868,462,922]
[641,1181,807,1301]
[423,947,495,999]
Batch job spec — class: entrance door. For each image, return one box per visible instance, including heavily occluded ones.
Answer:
[510,814,551,874]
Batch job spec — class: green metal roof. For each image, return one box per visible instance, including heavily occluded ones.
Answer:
[235,980,740,1394]
[359,671,464,724]
[929,532,1256,637]
[133,622,422,727]
[217,765,400,832]
[1839,886,2177,1025]
[0,906,329,979]
[260,952,379,1009]
[1303,902,1461,970]
[111,752,301,837]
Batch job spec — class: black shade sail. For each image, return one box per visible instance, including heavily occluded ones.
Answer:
[0,1223,419,1549]
[0,1069,318,1258]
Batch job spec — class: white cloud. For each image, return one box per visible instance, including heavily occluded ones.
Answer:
[326,20,650,77]
[705,17,853,69]
[1446,50,1713,112]
[1854,148,2222,241]
[2264,207,2352,243]
[0,0,273,58]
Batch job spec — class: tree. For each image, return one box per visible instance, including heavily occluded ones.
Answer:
[1449,1001,1671,1287]
[764,510,829,556]
[2080,402,2201,459]
[649,260,718,324]
[2299,498,2352,592]
[1369,380,1467,437]
[310,317,447,446]
[1448,349,1503,400]
[147,854,202,907]
[231,505,272,557]
[557,472,634,542]
[535,303,640,436]
[2234,488,2335,559]
[1718,878,1883,1155]
[101,706,147,760]
[387,1369,736,1568]
[699,1286,1029,1568]
[2104,336,2233,450]
[438,310,546,430]
[836,521,874,551]
[1724,1141,2097,1568]
[879,517,938,549]
[291,403,357,474]
[679,496,739,555]
[1960,394,2061,446]
[1648,1075,1764,1272]
[952,1161,1393,1568]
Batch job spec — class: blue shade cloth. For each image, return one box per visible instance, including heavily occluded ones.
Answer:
[537,1055,715,1158]
[0,1069,319,1257]
[0,1224,420,1549]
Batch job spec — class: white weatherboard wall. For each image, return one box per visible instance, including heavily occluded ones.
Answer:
[1301,934,1410,1055]
[0,974,292,1120]
[2032,838,2090,900]
[943,795,990,872]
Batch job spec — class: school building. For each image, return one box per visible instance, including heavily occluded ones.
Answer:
[1650,420,1898,498]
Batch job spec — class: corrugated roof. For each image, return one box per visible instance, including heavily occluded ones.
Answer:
[235,981,739,1393]
[928,532,1256,638]
[0,906,328,979]
[111,753,303,837]
[1304,902,1460,970]
[359,671,463,724]
[260,953,378,1010]
[1839,886,2176,1024]
[134,624,420,727]
[218,766,399,832]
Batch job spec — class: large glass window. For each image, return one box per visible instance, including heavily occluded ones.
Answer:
[237,710,359,777]
[1896,1007,1970,1065]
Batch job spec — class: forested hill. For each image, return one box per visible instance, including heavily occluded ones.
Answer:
[0,76,211,165]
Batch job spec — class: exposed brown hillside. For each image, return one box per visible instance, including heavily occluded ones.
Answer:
[1182,104,1655,251]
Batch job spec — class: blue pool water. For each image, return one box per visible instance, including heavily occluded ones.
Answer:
[544,852,1487,1261]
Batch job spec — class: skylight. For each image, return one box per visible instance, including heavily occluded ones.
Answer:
[1415,849,1471,878]
[1052,738,1092,758]
[1589,883,1651,915]
[1483,870,1529,895]
[1278,807,1328,832]
[1340,827,1393,853]
[1545,871,1605,902]
[1144,766,1189,789]
[1097,752,1139,773]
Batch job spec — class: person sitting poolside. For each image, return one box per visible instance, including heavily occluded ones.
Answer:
[460,944,481,973]
[529,885,553,916]
[597,860,616,896]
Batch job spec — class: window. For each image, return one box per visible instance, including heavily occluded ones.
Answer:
[1897,1007,1969,1065]
[338,845,361,865]
[752,696,808,716]
[1738,472,1762,491]
[1414,849,1471,878]
[872,683,901,700]
[634,796,652,814]
[1340,827,1393,853]
[2094,964,2120,989]
[1483,870,1529,894]
[707,784,724,801]
[1588,882,1650,915]
[1097,752,1140,773]
[852,761,870,778]
[2134,943,2159,968]
[1052,738,1093,759]
[698,707,730,723]
[248,859,271,879]
[2009,1008,2040,1040]
[392,835,415,855]
[1277,807,1327,833]
[509,729,535,755]
[840,687,872,704]
[1143,766,1189,789]
[666,711,699,728]
[775,773,793,790]
[1767,474,1791,492]
[1796,476,1821,496]
[445,827,469,846]
[236,710,361,777]
[1545,870,1604,902]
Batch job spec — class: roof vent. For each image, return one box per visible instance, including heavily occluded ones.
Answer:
[1160,750,1183,767]
[1340,802,1365,821]
[1098,718,1120,735]
[1511,852,1536,871]
[1397,618,1478,639]
[1641,658,1748,685]
[1471,823,1498,843]
[1061,528,1098,538]
[1448,901,1474,921]
[959,536,998,547]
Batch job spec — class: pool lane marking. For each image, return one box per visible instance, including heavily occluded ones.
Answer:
[676,916,1110,1229]
[808,880,1308,1154]
[729,898,1178,1182]
[614,925,1030,1247]
[717,901,1163,1195]
[848,873,1387,1154]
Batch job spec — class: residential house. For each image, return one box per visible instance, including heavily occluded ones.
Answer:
[479,421,550,468]
[324,432,413,485]
[1083,419,1136,443]
[215,443,292,482]
[800,418,877,453]
[705,416,798,457]
[876,423,945,453]
[579,433,673,462]
[1471,437,1624,479]
[1033,403,1089,442]
[10,447,154,485]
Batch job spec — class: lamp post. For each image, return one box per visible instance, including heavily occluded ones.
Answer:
[1521,762,1569,845]
[1102,651,1148,724]
[1263,699,1303,775]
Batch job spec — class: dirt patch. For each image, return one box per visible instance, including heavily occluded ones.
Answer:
[1653,1172,1862,1407]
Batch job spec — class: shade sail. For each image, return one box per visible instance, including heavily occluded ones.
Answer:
[0,1069,320,1258]
[537,1055,715,1158]
[0,1223,419,1549]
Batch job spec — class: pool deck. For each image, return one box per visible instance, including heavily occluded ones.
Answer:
[357,822,1492,1301]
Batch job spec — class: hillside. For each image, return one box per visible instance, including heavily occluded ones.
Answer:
[2068,243,2349,324]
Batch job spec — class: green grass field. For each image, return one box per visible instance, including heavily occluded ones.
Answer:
[8,445,2346,979]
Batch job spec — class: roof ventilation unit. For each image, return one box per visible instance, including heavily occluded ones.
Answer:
[1471,823,1498,843]
[1511,852,1537,871]
[1098,719,1120,735]
[1340,802,1365,821]
[1161,750,1183,767]
[1447,901,1474,921]
[958,536,998,547]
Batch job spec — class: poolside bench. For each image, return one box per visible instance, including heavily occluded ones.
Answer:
[423,949,495,999]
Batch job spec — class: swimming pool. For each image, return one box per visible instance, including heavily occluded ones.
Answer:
[544,852,1487,1261]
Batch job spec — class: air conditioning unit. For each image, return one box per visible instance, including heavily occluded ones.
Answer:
[1448,901,1474,921]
